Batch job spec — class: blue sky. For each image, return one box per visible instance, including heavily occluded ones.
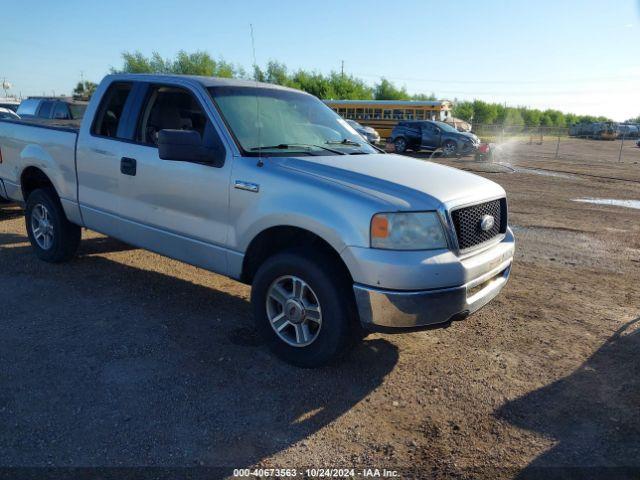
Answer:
[2,0,639,120]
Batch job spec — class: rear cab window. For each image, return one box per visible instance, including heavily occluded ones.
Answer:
[92,82,133,138]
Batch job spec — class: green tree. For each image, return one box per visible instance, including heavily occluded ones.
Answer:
[72,80,98,100]
[503,108,524,126]
[327,72,373,100]
[564,113,579,126]
[544,109,566,127]
[254,60,290,85]
[113,50,613,122]
[373,78,409,100]
[471,100,498,124]
[539,113,554,127]
[117,50,242,77]
[452,100,474,121]
[522,108,542,127]
[411,92,437,101]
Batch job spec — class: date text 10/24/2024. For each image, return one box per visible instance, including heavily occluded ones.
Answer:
[232,468,400,478]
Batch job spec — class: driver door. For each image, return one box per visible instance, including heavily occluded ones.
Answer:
[112,84,233,275]
[421,123,441,149]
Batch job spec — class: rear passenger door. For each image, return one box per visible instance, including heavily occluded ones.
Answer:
[405,123,422,146]
[77,81,136,236]
[106,83,232,275]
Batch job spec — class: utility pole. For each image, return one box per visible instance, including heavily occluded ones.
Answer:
[341,60,344,78]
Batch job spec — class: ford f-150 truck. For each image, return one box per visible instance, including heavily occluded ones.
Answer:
[0,74,514,367]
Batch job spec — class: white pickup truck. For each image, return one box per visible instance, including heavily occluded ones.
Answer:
[0,74,514,367]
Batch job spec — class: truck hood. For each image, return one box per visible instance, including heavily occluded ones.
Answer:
[276,153,505,210]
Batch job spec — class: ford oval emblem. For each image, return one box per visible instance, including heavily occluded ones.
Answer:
[480,215,495,232]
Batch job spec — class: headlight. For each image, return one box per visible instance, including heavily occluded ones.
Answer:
[371,212,447,250]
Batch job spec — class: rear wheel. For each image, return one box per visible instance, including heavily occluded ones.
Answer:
[394,137,407,153]
[25,188,81,263]
[443,140,458,157]
[251,249,358,368]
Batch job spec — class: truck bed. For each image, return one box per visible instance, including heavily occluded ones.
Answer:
[0,117,80,133]
[0,119,79,207]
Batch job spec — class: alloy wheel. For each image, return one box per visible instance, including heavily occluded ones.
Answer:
[266,275,322,347]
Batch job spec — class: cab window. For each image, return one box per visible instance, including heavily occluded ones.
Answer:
[136,86,208,145]
[52,102,70,120]
[136,85,225,166]
[37,101,54,119]
[92,82,133,138]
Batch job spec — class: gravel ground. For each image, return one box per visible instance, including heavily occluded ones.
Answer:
[0,139,638,479]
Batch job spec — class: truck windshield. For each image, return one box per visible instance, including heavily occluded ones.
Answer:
[208,86,377,156]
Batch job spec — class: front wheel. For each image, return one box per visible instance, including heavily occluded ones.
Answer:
[442,140,458,157]
[251,250,358,368]
[25,188,81,263]
[394,137,407,153]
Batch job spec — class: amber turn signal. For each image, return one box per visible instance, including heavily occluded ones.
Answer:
[371,214,389,238]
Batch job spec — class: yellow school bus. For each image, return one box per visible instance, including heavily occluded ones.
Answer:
[324,100,453,139]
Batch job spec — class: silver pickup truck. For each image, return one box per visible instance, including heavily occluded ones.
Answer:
[0,74,514,367]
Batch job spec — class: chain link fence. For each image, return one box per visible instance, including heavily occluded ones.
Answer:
[470,124,640,165]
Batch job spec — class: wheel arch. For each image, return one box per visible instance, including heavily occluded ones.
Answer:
[20,166,57,201]
[240,225,354,286]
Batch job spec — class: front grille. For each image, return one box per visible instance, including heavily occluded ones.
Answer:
[451,199,507,250]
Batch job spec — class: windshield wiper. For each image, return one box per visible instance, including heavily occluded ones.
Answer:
[327,138,385,154]
[326,139,361,147]
[251,143,346,155]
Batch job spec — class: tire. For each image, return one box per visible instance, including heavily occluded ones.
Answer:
[25,188,81,263]
[251,249,358,368]
[394,137,407,154]
[442,140,458,157]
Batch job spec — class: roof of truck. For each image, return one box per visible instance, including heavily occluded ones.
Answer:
[106,73,305,93]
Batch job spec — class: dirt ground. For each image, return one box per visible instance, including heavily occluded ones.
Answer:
[0,138,638,479]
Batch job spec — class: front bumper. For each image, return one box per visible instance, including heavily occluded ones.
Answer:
[460,141,479,154]
[350,228,514,330]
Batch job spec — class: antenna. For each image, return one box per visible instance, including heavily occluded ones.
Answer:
[250,23,263,167]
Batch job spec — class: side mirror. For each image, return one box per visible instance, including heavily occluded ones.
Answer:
[158,129,223,166]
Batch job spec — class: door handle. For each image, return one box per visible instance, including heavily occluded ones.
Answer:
[120,157,137,176]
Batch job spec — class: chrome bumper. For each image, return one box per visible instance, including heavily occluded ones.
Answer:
[353,258,512,330]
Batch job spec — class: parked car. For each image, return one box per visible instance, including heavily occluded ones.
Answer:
[570,121,620,140]
[0,74,514,367]
[390,120,480,156]
[345,119,381,144]
[16,97,88,121]
[618,124,639,139]
[0,99,20,112]
[0,107,19,121]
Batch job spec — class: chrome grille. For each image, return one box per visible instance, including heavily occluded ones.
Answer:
[451,199,506,250]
